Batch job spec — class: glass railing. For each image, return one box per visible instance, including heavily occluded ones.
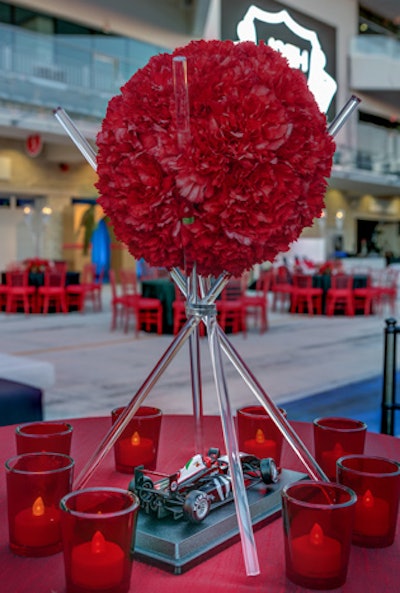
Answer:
[0,22,167,119]
[333,144,400,179]
[0,23,399,186]
[351,34,400,58]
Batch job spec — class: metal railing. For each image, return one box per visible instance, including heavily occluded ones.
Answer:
[381,318,400,435]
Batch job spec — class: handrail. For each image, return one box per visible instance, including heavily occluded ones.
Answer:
[381,318,400,435]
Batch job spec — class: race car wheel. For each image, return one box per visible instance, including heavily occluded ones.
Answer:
[139,477,154,502]
[183,490,211,523]
[260,458,279,484]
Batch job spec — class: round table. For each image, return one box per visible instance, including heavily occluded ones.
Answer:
[0,415,399,593]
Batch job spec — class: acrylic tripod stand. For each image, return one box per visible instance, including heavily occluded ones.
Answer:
[54,91,360,577]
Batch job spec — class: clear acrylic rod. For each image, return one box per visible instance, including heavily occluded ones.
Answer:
[172,56,191,150]
[188,267,204,453]
[74,316,200,489]
[218,327,329,482]
[328,95,361,137]
[53,107,98,170]
[208,315,260,576]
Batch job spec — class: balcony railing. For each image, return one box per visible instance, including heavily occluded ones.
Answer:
[350,35,400,90]
[0,22,166,119]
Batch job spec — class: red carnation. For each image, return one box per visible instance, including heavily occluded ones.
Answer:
[96,39,335,276]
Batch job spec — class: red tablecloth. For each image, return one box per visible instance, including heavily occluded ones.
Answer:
[0,415,399,593]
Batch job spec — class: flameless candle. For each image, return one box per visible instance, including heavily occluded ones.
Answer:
[13,496,60,548]
[321,442,347,478]
[244,429,277,459]
[71,530,125,589]
[117,431,154,468]
[291,523,342,578]
[354,490,390,537]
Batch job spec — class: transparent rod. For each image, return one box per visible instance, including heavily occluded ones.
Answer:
[328,95,361,137]
[53,107,98,170]
[218,327,328,481]
[74,316,200,489]
[207,315,260,575]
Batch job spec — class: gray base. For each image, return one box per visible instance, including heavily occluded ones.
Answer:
[131,468,307,574]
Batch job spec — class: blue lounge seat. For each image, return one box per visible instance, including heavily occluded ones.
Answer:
[0,378,43,426]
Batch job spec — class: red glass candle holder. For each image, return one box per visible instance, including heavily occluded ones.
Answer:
[282,480,356,590]
[313,417,367,481]
[60,487,140,593]
[337,455,400,548]
[16,421,73,455]
[5,452,74,557]
[111,406,162,473]
[237,405,287,468]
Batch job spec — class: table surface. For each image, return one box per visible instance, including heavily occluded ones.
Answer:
[0,415,399,593]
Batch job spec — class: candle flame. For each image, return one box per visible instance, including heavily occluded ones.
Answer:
[362,489,374,509]
[255,429,265,444]
[32,496,45,517]
[91,530,106,555]
[131,431,141,446]
[309,523,324,547]
[333,442,344,455]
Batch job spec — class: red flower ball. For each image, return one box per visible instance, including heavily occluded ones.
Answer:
[96,40,335,276]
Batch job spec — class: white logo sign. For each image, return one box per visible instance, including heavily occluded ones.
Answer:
[236,5,337,113]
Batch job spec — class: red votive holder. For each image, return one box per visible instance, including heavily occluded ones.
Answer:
[237,405,287,467]
[5,452,74,557]
[313,417,367,481]
[282,480,356,590]
[337,455,400,548]
[16,421,73,455]
[111,406,162,473]
[60,487,139,593]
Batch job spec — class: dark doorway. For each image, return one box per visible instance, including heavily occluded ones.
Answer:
[357,219,380,254]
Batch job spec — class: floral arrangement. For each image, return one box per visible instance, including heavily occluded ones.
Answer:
[96,40,335,277]
[318,260,343,275]
[23,258,49,273]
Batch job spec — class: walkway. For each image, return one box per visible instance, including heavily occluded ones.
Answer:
[0,285,395,433]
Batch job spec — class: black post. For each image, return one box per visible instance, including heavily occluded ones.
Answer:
[381,318,398,435]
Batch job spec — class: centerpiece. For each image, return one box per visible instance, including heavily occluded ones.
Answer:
[55,38,359,577]
[95,40,334,277]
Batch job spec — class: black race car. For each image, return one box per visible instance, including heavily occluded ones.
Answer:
[129,447,278,523]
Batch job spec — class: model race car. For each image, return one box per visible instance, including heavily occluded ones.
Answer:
[129,447,279,523]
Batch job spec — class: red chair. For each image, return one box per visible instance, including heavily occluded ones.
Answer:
[326,273,354,316]
[271,266,293,312]
[290,273,323,315]
[217,278,246,335]
[241,270,272,332]
[109,269,128,330]
[120,269,163,336]
[37,264,68,314]
[5,268,36,314]
[65,263,96,312]
[378,268,399,316]
[172,284,187,335]
[352,270,375,315]
[0,283,9,311]
[92,267,104,311]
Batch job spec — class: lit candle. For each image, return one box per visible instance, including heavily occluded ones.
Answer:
[14,496,60,547]
[354,490,390,537]
[321,442,347,478]
[117,431,154,468]
[71,530,125,589]
[291,523,342,578]
[244,429,277,459]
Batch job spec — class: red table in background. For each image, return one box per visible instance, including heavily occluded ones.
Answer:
[0,415,399,593]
